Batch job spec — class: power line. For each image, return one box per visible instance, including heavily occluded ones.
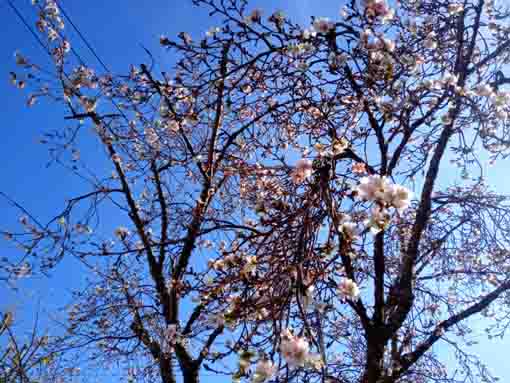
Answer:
[5,0,50,57]
[6,0,90,71]
[52,1,130,123]
[54,0,112,74]
[8,0,130,124]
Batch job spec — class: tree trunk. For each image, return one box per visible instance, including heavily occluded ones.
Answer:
[362,335,386,383]
[159,357,176,383]
[182,367,199,383]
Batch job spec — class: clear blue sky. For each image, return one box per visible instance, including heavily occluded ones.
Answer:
[0,0,508,382]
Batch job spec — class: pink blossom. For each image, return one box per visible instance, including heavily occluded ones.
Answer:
[338,278,360,301]
[280,330,310,367]
[291,158,313,184]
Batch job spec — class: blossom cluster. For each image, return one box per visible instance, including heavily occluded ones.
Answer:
[355,175,412,234]
[356,175,412,212]
[339,215,359,241]
[364,0,394,22]
[279,329,310,367]
[291,158,313,184]
[33,0,72,64]
[208,247,258,278]
[251,359,276,383]
[114,226,130,241]
[244,9,263,25]
[312,17,334,34]
[338,278,360,301]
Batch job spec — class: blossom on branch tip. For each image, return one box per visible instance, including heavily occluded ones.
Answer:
[251,359,276,383]
[114,227,130,240]
[302,27,317,40]
[364,0,393,20]
[387,184,412,212]
[424,32,437,49]
[474,84,494,97]
[280,330,310,367]
[245,9,263,25]
[27,95,37,107]
[291,158,313,184]
[352,162,367,174]
[312,17,334,34]
[338,278,360,301]
[269,10,285,27]
[206,27,221,37]
[448,3,464,14]
[340,221,359,240]
[356,174,391,201]
[365,206,391,234]
[241,256,257,277]
[328,52,349,69]
[356,175,412,212]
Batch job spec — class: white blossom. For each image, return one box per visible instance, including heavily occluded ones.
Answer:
[206,27,221,37]
[475,84,494,97]
[291,158,313,184]
[448,3,464,14]
[356,175,412,212]
[114,226,130,240]
[162,324,178,354]
[495,109,508,120]
[312,17,334,34]
[252,359,276,383]
[328,52,349,68]
[424,32,437,49]
[442,72,458,87]
[365,206,391,234]
[300,285,315,310]
[386,184,413,212]
[364,0,393,20]
[338,278,360,301]
[302,27,317,40]
[280,329,310,367]
[242,256,257,276]
[338,215,358,240]
[356,175,391,201]
[382,37,395,52]
[340,221,358,240]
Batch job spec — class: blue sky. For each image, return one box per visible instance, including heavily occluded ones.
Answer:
[0,0,509,382]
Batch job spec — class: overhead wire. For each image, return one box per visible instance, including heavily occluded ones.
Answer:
[5,0,50,56]
[3,8,224,378]
[54,0,112,74]
[8,0,130,123]
[53,0,131,123]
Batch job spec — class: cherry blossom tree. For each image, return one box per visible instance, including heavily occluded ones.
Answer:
[6,0,510,382]
[0,310,70,383]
